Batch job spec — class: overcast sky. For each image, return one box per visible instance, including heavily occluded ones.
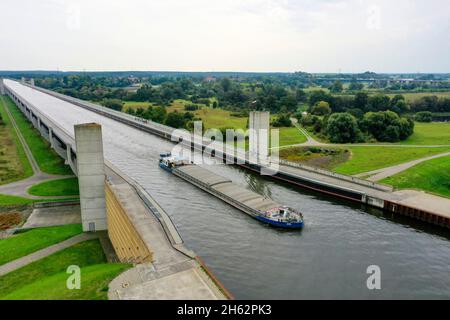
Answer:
[0,0,449,73]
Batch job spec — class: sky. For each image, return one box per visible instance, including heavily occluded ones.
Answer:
[0,0,449,73]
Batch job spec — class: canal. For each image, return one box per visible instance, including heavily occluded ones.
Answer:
[7,81,450,299]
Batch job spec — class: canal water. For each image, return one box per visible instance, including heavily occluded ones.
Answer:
[8,81,450,299]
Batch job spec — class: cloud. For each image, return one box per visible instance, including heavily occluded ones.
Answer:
[0,0,449,72]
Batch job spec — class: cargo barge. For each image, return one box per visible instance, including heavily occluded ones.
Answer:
[159,153,304,229]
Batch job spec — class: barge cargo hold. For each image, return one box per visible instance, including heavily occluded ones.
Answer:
[159,154,304,229]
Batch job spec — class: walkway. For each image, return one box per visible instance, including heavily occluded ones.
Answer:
[290,118,325,147]
[106,167,226,300]
[354,151,450,182]
[22,204,81,229]
[0,233,97,277]
[0,95,76,200]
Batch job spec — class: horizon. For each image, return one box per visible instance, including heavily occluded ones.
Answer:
[1,69,450,75]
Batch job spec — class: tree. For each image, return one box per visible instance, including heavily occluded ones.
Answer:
[361,111,414,142]
[329,81,344,93]
[311,101,331,116]
[415,111,433,122]
[165,111,186,128]
[101,99,123,111]
[272,114,292,127]
[308,90,333,107]
[220,78,232,92]
[349,81,364,91]
[390,94,409,114]
[354,92,368,110]
[295,89,307,103]
[325,113,362,143]
[367,94,391,112]
[151,106,167,123]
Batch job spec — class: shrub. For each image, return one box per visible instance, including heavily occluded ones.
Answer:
[325,113,362,143]
[272,114,292,127]
[415,111,433,123]
[311,101,331,116]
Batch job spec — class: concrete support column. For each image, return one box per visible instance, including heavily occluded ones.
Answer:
[75,123,107,232]
[65,143,73,166]
[0,78,5,95]
[249,111,270,164]
[30,79,35,86]
[21,77,25,84]
[48,128,55,148]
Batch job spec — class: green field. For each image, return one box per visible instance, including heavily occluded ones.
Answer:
[0,224,82,265]
[4,97,72,175]
[278,127,307,146]
[399,122,450,145]
[385,92,450,102]
[123,101,153,111]
[382,156,450,198]
[0,240,131,300]
[333,146,450,175]
[28,177,79,197]
[0,97,33,185]
[0,194,78,208]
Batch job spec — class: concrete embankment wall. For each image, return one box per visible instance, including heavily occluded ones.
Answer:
[105,181,153,264]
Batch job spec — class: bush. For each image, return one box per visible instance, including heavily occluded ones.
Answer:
[165,111,186,129]
[360,111,414,142]
[101,99,123,111]
[415,111,433,123]
[185,104,200,111]
[311,101,331,116]
[325,113,362,143]
[272,114,292,127]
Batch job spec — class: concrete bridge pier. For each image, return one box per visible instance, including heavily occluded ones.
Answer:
[249,111,270,165]
[75,123,107,232]
[0,78,5,95]
[65,143,73,167]
[48,127,56,148]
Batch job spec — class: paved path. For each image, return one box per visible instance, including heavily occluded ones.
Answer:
[290,118,325,147]
[0,233,97,277]
[354,152,450,182]
[22,204,81,228]
[106,168,226,300]
[0,173,76,199]
[0,95,76,200]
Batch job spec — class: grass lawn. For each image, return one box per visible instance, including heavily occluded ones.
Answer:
[382,156,450,198]
[0,224,82,265]
[0,97,33,185]
[280,146,350,170]
[278,127,307,146]
[333,146,450,175]
[28,177,79,197]
[385,92,450,102]
[123,101,153,111]
[4,97,72,175]
[0,194,77,208]
[399,122,450,145]
[0,194,35,207]
[0,240,131,300]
